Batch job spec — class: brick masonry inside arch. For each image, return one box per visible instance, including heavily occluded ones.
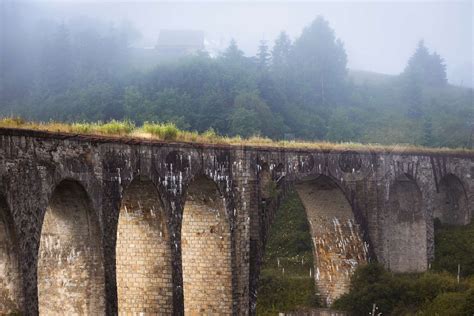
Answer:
[116,177,173,314]
[295,175,368,306]
[434,174,470,226]
[37,180,105,314]
[181,176,232,315]
[0,197,21,314]
[387,174,427,273]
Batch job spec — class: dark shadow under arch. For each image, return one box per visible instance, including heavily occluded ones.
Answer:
[116,176,173,314]
[37,180,105,314]
[181,175,232,315]
[387,174,427,272]
[0,196,21,314]
[434,174,469,225]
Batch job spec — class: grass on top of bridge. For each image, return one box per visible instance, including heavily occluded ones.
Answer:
[0,117,472,154]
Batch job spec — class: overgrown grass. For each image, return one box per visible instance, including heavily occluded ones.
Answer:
[333,221,474,316]
[142,122,179,140]
[432,220,474,277]
[0,116,472,154]
[256,191,320,315]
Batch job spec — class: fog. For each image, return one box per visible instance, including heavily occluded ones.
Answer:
[20,0,473,86]
[1,0,473,147]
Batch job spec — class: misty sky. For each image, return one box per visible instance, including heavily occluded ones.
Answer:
[23,1,474,86]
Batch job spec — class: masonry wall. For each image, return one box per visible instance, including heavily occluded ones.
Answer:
[0,129,472,315]
[434,174,470,225]
[295,176,367,306]
[37,180,105,314]
[386,175,427,273]
[0,198,21,313]
[116,178,173,314]
[182,176,233,315]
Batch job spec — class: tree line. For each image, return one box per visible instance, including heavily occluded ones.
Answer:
[1,7,472,148]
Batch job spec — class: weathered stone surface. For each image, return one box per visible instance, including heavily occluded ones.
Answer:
[0,196,21,314]
[116,178,173,314]
[0,128,472,315]
[182,176,232,315]
[37,180,105,315]
[296,176,368,305]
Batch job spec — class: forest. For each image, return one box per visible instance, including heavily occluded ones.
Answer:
[1,11,473,148]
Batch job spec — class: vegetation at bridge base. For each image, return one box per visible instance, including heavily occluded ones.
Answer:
[432,219,474,277]
[256,190,321,315]
[332,221,474,316]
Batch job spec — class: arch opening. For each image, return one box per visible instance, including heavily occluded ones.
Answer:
[37,180,105,314]
[295,175,367,306]
[0,197,21,314]
[434,174,469,225]
[387,174,426,272]
[116,177,173,314]
[182,176,232,315]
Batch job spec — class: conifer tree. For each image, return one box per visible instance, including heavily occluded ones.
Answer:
[271,32,292,70]
[257,40,271,69]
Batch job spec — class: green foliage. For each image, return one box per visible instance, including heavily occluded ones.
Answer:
[257,269,318,316]
[256,191,320,315]
[333,222,474,316]
[403,40,447,87]
[142,122,179,140]
[432,221,474,276]
[2,12,472,149]
[264,192,313,260]
[94,120,135,135]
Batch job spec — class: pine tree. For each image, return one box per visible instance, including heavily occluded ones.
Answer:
[428,52,447,86]
[222,39,244,62]
[403,40,447,87]
[271,32,291,70]
[291,16,347,107]
[257,40,271,69]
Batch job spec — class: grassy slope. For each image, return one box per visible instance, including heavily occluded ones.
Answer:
[256,191,320,315]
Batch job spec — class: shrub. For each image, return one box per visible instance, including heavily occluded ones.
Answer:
[432,221,474,276]
[70,122,93,134]
[143,122,179,140]
[95,120,135,135]
[422,292,469,316]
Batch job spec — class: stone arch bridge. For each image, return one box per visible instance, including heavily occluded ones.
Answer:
[0,128,472,315]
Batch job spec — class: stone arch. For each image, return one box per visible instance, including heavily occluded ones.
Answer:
[116,176,173,314]
[259,163,273,201]
[0,196,21,314]
[181,175,232,315]
[434,174,469,225]
[37,180,105,314]
[387,173,426,272]
[294,174,368,306]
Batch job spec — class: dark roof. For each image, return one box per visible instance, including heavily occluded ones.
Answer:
[157,30,204,47]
